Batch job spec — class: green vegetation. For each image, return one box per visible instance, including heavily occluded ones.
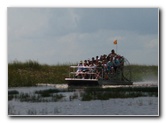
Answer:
[8,87,158,102]
[8,60,71,87]
[8,90,19,95]
[8,88,75,102]
[9,92,65,102]
[34,88,74,97]
[8,60,158,87]
[8,90,19,101]
[81,87,158,101]
[129,64,158,81]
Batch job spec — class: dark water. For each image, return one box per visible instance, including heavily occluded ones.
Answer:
[8,81,158,116]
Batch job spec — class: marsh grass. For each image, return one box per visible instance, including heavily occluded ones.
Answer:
[81,87,158,101]
[69,92,79,101]
[8,90,19,101]
[8,86,158,102]
[8,88,71,102]
[8,90,19,95]
[129,64,158,81]
[35,89,60,97]
[10,92,64,102]
[8,60,158,87]
[8,60,70,87]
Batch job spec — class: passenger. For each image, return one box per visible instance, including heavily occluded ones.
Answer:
[113,56,121,72]
[82,60,89,79]
[108,49,117,60]
[75,61,84,78]
[101,60,107,79]
[95,59,99,66]
[77,61,83,71]
[89,61,96,69]
[107,57,114,74]
[103,54,107,61]
[102,60,107,72]
[96,56,99,61]
[83,60,89,66]
[89,61,96,79]
[87,58,91,65]
[91,57,95,64]
[106,55,110,62]
[99,55,104,61]
[96,61,103,79]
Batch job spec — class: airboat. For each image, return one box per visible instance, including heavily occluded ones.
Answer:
[65,57,132,86]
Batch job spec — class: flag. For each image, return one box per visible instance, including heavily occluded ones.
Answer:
[113,40,117,45]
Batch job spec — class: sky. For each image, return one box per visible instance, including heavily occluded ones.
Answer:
[8,8,159,65]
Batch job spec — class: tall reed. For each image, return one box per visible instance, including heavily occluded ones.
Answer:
[8,60,70,87]
[8,60,158,87]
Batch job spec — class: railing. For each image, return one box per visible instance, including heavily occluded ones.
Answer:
[68,66,103,79]
[68,62,131,82]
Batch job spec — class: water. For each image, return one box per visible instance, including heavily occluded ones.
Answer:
[8,81,159,116]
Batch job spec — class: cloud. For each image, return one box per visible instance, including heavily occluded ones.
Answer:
[73,8,158,34]
[8,8,158,65]
[8,9,49,39]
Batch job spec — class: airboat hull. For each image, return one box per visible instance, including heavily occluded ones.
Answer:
[65,78,133,86]
[65,78,99,86]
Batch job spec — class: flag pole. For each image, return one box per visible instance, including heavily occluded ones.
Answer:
[116,43,118,54]
[113,40,118,54]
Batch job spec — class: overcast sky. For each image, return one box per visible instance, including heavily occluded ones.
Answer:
[8,8,158,65]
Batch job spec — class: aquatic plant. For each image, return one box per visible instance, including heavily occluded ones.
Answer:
[81,86,158,101]
[8,90,19,95]
[52,94,64,101]
[9,91,65,102]
[35,89,60,97]
[69,92,79,101]
[8,90,19,101]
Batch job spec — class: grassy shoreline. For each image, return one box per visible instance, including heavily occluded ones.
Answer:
[8,60,158,87]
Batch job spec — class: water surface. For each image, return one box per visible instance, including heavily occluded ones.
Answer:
[8,81,159,116]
